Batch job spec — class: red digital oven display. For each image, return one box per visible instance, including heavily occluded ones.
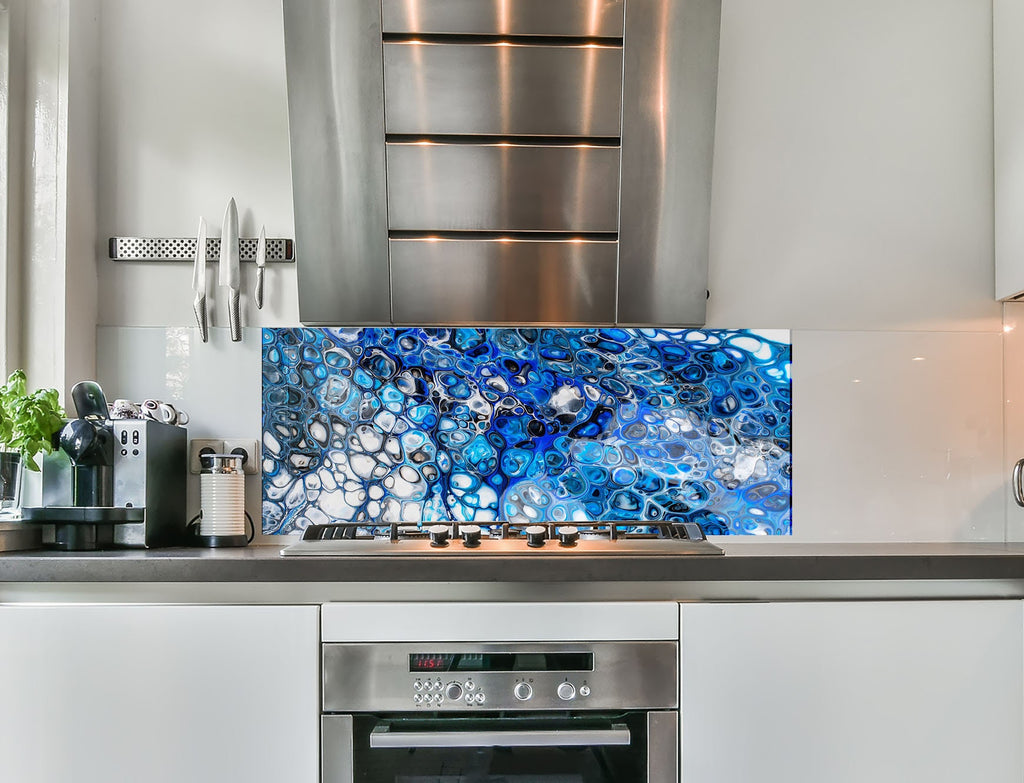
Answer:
[409,654,456,672]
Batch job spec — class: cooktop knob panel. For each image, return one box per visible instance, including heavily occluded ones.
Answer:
[525,525,547,548]
[513,682,533,701]
[557,682,576,701]
[428,524,450,547]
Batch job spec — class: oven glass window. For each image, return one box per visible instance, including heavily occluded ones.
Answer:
[349,713,647,783]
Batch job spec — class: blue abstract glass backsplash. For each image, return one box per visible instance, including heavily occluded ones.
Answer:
[262,328,792,535]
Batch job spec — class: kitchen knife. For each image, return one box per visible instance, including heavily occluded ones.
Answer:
[192,217,209,342]
[254,224,266,310]
[219,197,241,342]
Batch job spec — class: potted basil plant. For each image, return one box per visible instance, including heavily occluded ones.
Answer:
[0,370,65,515]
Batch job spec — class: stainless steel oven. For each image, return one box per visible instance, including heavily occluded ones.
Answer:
[321,641,678,782]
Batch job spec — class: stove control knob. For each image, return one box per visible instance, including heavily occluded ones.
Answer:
[514,682,533,701]
[428,524,450,548]
[525,525,547,548]
[445,682,464,702]
[557,682,576,701]
[461,524,482,548]
[557,526,579,547]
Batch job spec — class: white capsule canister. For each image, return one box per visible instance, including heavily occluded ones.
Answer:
[198,453,248,547]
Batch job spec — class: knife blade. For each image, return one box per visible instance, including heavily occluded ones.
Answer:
[254,224,266,310]
[219,197,241,342]
[192,217,209,342]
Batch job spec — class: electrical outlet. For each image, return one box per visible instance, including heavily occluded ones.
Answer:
[222,438,261,475]
[189,439,224,474]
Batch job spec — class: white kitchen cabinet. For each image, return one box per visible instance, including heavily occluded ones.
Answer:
[996,0,1024,299]
[0,604,319,783]
[679,601,1023,783]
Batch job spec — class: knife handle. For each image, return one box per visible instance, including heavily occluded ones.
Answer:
[229,289,241,342]
[193,294,209,343]
[255,267,265,310]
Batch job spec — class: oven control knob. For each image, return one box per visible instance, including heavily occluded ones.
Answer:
[445,682,464,701]
[461,524,482,548]
[557,682,576,701]
[428,524,450,547]
[514,682,533,701]
[557,526,579,547]
[525,525,547,548]
[579,685,591,697]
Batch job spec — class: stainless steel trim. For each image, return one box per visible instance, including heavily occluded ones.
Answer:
[284,533,723,556]
[369,724,631,748]
[321,714,354,783]
[617,0,722,325]
[381,0,625,37]
[390,238,617,324]
[386,143,621,232]
[1013,459,1024,507]
[109,237,293,263]
[322,641,678,712]
[647,711,679,783]
[383,42,623,137]
[283,0,391,325]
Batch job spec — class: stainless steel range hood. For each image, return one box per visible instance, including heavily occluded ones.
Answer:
[283,0,721,326]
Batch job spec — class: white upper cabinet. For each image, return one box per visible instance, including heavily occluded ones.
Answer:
[996,0,1024,300]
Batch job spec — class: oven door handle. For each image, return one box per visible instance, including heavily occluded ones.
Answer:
[369,723,632,749]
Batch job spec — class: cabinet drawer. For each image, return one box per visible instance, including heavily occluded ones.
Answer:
[386,143,621,232]
[390,238,617,323]
[382,0,625,37]
[384,42,623,137]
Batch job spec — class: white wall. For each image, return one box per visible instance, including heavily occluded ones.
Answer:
[92,0,1004,542]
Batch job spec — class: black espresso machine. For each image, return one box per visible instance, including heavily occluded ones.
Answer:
[22,381,187,550]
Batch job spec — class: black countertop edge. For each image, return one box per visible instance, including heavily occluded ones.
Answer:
[2,542,1024,583]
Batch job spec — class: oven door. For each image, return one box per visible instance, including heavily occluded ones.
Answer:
[323,711,677,783]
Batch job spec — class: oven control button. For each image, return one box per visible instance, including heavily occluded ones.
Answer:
[413,694,422,705]
[579,685,591,697]
[525,525,547,548]
[413,680,423,691]
[461,524,482,548]
[465,680,475,691]
[446,682,464,701]
[428,524,450,547]
[434,693,443,704]
[557,682,576,701]
[474,692,486,705]
[465,694,473,705]
[513,682,533,701]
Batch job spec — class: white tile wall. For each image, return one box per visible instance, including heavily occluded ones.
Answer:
[707,0,998,333]
[89,0,1006,542]
[1003,303,1024,540]
[96,326,266,537]
[790,330,1004,542]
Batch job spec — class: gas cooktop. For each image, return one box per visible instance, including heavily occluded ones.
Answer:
[279,521,723,557]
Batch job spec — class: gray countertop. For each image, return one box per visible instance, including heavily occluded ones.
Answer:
[3,542,1024,585]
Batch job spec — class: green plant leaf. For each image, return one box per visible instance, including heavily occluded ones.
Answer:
[0,370,65,471]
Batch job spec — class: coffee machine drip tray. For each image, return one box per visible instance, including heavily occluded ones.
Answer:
[20,506,146,551]
[22,507,145,523]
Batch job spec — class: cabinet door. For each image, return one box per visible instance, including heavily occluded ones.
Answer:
[996,0,1024,299]
[680,601,1023,783]
[0,604,319,783]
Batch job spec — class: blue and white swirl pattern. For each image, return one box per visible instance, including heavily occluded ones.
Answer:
[262,328,792,535]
